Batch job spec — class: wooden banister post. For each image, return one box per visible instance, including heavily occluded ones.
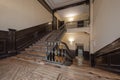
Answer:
[8,29,17,55]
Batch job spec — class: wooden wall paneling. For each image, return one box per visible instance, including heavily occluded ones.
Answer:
[0,39,7,54]
[90,54,95,67]
[110,49,120,70]
[0,31,8,58]
[94,38,120,73]
[15,23,49,51]
[8,29,17,55]
[0,23,50,58]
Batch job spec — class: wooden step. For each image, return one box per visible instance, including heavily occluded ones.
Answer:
[25,49,46,53]
[19,30,66,66]
[16,54,46,63]
[28,46,47,51]
[32,43,46,46]
[24,51,46,56]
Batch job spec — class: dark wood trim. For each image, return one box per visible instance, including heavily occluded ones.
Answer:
[95,38,120,56]
[0,39,7,54]
[0,31,8,58]
[52,12,55,30]
[86,0,90,4]
[53,0,88,12]
[90,54,95,67]
[0,23,51,58]
[83,51,90,60]
[8,29,17,54]
[16,23,51,51]
[93,38,120,73]
[52,15,57,30]
[37,0,53,13]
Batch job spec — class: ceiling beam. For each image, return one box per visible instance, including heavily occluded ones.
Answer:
[53,0,90,12]
[37,0,53,13]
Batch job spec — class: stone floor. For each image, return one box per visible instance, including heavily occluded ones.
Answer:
[0,57,120,80]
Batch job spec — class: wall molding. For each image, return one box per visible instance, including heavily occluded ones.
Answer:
[0,23,52,58]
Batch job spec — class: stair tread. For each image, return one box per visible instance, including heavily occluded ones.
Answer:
[19,29,67,65]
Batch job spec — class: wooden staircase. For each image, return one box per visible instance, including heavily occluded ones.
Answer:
[15,29,73,65]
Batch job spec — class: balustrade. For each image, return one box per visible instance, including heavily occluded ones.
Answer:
[45,41,71,65]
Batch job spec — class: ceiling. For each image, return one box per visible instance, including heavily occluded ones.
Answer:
[56,4,89,17]
[45,0,89,22]
[55,4,89,22]
[45,0,85,9]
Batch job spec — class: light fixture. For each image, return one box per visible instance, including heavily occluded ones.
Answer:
[65,13,77,17]
[69,17,74,22]
[68,37,74,45]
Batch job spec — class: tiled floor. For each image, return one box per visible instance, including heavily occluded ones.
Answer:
[0,57,120,80]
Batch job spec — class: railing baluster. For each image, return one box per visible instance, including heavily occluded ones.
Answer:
[46,41,73,65]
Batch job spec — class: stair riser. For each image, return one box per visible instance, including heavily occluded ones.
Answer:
[19,29,69,65]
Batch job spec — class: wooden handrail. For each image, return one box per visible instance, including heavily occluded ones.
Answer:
[61,41,74,59]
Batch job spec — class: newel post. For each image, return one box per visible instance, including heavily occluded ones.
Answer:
[90,54,95,67]
[8,29,17,55]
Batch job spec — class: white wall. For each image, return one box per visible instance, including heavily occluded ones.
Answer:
[0,0,52,31]
[93,0,120,52]
[67,27,90,34]
[66,22,78,28]
[62,32,90,51]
